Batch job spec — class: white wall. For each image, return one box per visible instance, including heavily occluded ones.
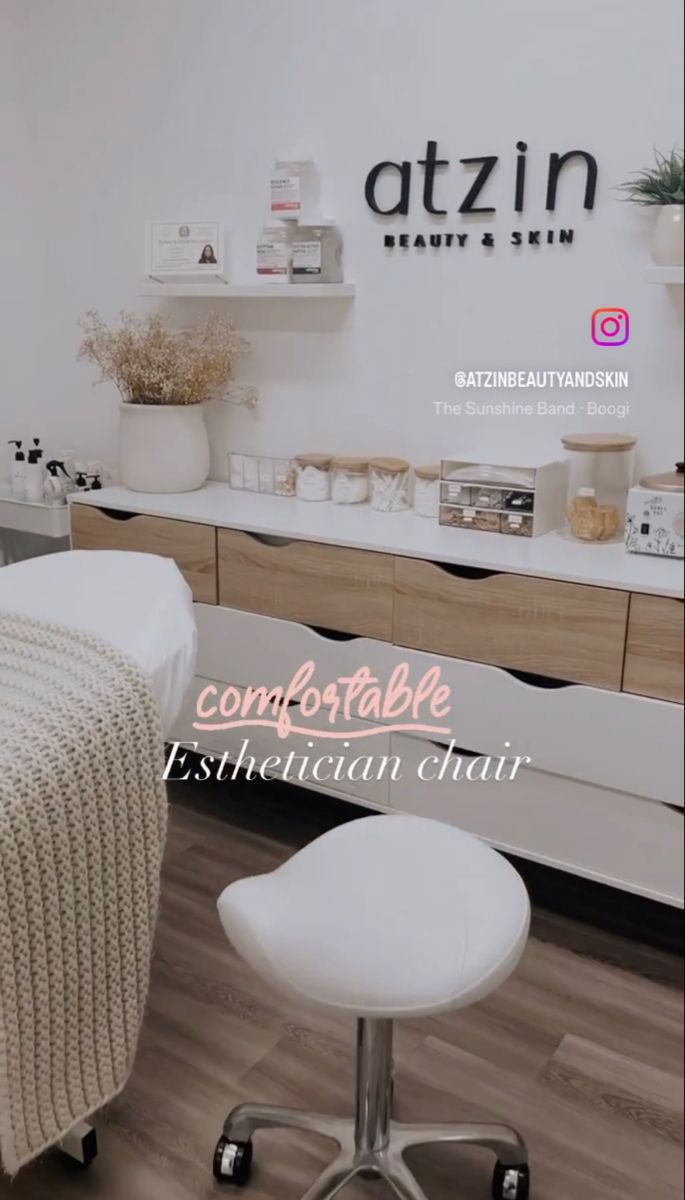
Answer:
[2,0,683,483]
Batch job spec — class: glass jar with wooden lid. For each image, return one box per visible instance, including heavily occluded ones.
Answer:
[562,432,637,542]
[369,457,411,513]
[331,457,369,504]
[413,465,440,518]
[294,453,333,501]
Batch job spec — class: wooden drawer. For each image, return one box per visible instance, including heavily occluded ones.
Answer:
[393,558,629,690]
[70,504,217,604]
[390,733,683,906]
[623,594,684,704]
[218,528,393,640]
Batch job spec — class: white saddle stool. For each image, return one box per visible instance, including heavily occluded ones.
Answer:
[216,814,532,1200]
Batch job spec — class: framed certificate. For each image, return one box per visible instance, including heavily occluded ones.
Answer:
[145,220,226,281]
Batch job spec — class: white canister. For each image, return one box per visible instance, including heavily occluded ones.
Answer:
[331,457,369,504]
[413,465,440,518]
[651,205,685,267]
[295,454,332,501]
[118,402,210,493]
[270,160,321,220]
[369,457,411,513]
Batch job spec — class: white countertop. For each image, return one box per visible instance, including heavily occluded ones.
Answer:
[70,482,684,599]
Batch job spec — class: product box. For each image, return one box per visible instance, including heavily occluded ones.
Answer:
[625,486,684,558]
[439,454,567,537]
[145,220,226,282]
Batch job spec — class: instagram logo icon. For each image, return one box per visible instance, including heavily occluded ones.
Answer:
[592,307,630,346]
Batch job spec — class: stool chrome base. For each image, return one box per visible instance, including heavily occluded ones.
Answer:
[218,1019,529,1199]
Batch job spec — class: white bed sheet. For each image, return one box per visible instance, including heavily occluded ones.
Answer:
[0,549,197,732]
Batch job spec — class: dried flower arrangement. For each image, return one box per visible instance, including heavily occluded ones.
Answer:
[78,310,251,406]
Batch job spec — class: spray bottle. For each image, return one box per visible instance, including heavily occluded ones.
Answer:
[7,440,26,498]
[44,460,71,505]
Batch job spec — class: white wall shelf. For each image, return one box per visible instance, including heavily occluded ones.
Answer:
[644,266,684,284]
[142,282,356,299]
[0,485,71,538]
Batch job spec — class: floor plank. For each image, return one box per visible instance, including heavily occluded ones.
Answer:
[1,783,682,1199]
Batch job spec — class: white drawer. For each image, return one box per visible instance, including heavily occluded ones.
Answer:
[393,647,683,807]
[169,674,393,810]
[390,734,684,907]
[194,603,404,712]
[192,607,683,807]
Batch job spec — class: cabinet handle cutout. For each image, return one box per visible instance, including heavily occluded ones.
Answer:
[506,668,575,690]
[307,626,361,643]
[243,531,293,548]
[427,739,481,757]
[95,507,138,522]
[429,561,502,581]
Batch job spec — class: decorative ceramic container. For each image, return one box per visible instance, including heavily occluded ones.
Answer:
[118,403,210,493]
[651,205,685,267]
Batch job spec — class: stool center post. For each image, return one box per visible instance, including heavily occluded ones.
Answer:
[354,1018,394,1154]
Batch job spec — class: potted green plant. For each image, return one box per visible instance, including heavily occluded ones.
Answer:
[618,148,684,267]
[79,310,250,493]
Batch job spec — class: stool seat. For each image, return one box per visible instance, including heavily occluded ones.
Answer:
[217,814,530,1019]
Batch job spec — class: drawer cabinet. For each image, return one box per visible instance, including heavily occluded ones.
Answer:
[623,594,684,704]
[70,504,217,604]
[218,528,394,640]
[393,558,629,690]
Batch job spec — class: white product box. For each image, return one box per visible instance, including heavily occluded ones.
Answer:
[440,454,567,538]
[625,486,684,558]
[269,160,321,220]
[145,220,226,282]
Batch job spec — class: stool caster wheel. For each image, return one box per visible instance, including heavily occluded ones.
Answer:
[492,1162,531,1200]
[213,1137,253,1186]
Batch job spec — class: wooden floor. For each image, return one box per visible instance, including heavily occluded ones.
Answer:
[2,780,682,1199]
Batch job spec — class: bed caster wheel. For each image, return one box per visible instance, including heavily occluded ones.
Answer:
[213,1136,253,1186]
[57,1122,98,1170]
[492,1162,531,1200]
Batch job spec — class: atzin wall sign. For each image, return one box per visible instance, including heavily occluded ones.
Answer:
[364,140,599,252]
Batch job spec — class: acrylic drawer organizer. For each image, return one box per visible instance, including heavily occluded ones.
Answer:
[439,456,567,538]
[228,452,296,497]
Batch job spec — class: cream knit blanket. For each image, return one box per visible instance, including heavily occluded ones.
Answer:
[0,611,167,1175]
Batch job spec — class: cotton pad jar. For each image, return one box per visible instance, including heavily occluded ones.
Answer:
[331,458,369,504]
[369,458,411,513]
[295,454,332,501]
[413,465,440,518]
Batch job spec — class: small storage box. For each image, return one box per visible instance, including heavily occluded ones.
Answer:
[440,455,566,537]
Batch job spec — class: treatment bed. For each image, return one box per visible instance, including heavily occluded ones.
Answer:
[0,549,196,1175]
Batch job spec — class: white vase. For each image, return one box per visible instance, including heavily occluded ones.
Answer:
[651,205,684,266]
[118,403,210,493]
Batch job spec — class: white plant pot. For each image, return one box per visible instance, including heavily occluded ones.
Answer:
[651,205,684,266]
[118,403,210,493]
